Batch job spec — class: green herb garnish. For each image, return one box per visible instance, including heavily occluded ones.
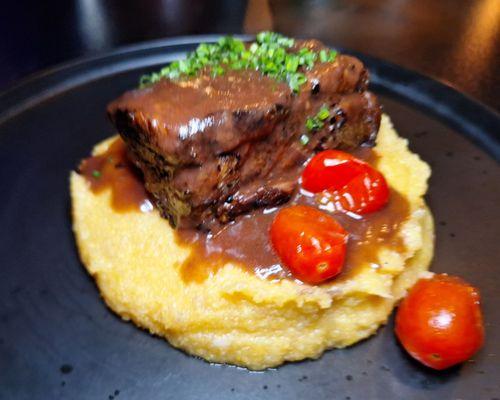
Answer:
[299,134,310,146]
[316,105,330,121]
[139,32,338,93]
[92,170,102,178]
[305,104,331,132]
[319,49,337,63]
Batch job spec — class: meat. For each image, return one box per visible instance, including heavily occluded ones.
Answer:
[107,40,381,230]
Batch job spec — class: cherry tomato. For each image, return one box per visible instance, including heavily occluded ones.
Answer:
[395,274,484,370]
[270,205,348,284]
[301,150,389,214]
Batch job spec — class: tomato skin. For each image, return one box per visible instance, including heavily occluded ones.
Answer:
[270,205,348,284]
[334,165,389,214]
[301,150,389,214]
[395,274,484,370]
[302,150,365,193]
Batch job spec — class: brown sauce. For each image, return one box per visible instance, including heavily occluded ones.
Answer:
[79,138,153,212]
[176,146,409,283]
[176,175,409,284]
[80,139,410,285]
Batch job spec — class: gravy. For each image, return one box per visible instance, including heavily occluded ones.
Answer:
[79,138,153,212]
[80,138,409,284]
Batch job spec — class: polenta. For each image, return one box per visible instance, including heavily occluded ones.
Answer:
[71,115,434,370]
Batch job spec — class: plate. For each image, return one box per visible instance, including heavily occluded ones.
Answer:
[1,36,499,400]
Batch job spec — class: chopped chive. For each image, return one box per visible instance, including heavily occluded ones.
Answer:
[300,134,310,146]
[305,104,330,132]
[319,49,328,63]
[305,117,317,131]
[320,49,338,63]
[139,32,339,94]
[92,170,102,178]
[317,106,330,121]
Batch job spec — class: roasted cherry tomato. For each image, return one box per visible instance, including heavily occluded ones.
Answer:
[395,274,484,370]
[270,205,348,284]
[301,150,389,214]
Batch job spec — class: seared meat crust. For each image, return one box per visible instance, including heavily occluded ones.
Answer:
[108,41,381,229]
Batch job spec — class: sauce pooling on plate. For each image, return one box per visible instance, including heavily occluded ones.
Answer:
[177,177,409,284]
[79,138,153,212]
[80,137,410,284]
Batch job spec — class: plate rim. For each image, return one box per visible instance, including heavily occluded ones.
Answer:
[0,34,498,160]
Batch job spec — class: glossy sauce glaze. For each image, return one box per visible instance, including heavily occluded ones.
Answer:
[80,138,409,284]
[177,150,408,284]
[107,51,381,230]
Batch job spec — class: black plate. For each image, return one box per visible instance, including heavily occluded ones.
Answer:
[1,36,499,400]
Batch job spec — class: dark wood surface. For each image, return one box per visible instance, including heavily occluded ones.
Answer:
[1,0,499,111]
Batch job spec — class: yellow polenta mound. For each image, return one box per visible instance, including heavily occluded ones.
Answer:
[70,114,434,370]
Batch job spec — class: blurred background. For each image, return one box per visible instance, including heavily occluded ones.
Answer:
[0,0,499,110]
